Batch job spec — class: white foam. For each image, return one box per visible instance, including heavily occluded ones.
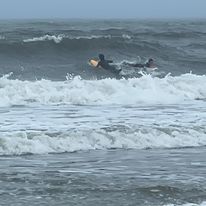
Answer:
[23,34,64,43]
[1,72,206,155]
[1,73,206,107]
[0,126,206,155]
[122,34,132,40]
[23,34,111,43]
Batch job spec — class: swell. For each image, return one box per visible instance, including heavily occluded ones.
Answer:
[1,28,204,54]
[0,34,178,60]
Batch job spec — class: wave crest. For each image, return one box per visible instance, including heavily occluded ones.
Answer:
[1,126,206,155]
[23,34,65,43]
[23,34,113,43]
[0,73,206,107]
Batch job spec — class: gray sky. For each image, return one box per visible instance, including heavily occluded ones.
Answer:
[0,0,206,19]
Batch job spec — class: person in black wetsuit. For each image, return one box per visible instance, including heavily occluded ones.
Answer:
[96,54,121,75]
[125,58,156,69]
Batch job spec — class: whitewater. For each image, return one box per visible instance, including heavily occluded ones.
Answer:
[1,73,206,107]
[1,72,206,155]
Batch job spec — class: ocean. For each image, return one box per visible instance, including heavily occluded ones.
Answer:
[0,19,206,206]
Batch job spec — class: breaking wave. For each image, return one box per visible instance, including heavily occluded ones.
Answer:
[0,73,206,107]
[23,34,113,43]
[1,125,206,155]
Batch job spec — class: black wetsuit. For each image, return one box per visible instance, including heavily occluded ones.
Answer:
[97,60,121,75]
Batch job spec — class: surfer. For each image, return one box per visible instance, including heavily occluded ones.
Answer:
[96,54,122,75]
[125,58,156,69]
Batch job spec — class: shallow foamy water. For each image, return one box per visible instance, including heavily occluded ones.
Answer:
[1,101,206,155]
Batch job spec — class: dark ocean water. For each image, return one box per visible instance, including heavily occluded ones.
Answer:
[0,19,206,206]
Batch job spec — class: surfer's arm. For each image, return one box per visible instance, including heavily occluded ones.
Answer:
[106,60,113,63]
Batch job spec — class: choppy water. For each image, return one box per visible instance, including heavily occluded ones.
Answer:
[0,19,206,206]
[1,148,206,206]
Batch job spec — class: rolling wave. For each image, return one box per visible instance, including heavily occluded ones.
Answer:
[0,33,170,59]
[0,125,206,155]
[0,33,135,55]
[23,34,115,43]
[0,73,206,107]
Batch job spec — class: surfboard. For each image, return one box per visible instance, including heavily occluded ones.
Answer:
[89,59,99,67]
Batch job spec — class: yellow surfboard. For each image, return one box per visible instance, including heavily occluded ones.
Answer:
[89,59,99,68]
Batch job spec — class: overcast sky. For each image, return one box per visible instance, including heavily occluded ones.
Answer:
[0,0,206,19]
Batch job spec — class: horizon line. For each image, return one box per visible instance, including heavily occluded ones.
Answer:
[0,17,206,21]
